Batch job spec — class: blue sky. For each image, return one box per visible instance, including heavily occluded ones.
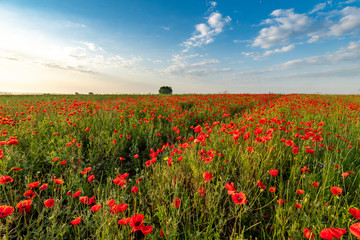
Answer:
[0,0,359,94]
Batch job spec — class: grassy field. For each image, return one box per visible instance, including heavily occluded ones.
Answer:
[0,94,360,239]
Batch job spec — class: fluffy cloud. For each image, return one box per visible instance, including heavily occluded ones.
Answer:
[252,5,360,49]
[239,41,360,76]
[182,12,231,50]
[253,9,312,49]
[329,7,360,36]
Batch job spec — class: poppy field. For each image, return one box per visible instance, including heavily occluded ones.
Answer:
[0,93,360,239]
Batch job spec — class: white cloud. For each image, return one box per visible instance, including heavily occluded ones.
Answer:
[161,26,170,31]
[182,12,231,50]
[239,41,360,76]
[253,9,313,48]
[160,53,230,76]
[263,44,295,56]
[340,0,360,4]
[309,3,327,14]
[329,7,360,36]
[252,5,360,49]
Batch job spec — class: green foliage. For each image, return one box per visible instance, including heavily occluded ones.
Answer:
[158,86,173,94]
[0,94,359,239]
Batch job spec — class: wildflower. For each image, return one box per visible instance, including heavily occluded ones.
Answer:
[203,172,213,183]
[257,180,266,189]
[269,169,278,176]
[231,192,247,205]
[88,174,95,183]
[303,227,315,239]
[16,200,32,213]
[269,187,276,193]
[0,176,13,184]
[131,186,139,194]
[311,182,319,187]
[71,216,81,225]
[53,178,64,184]
[118,217,131,225]
[116,203,128,213]
[172,198,181,208]
[72,190,82,198]
[319,228,346,239]
[349,208,360,219]
[91,204,102,212]
[39,183,48,190]
[225,182,236,195]
[295,203,302,209]
[0,205,14,218]
[330,187,342,196]
[44,199,55,208]
[277,199,286,206]
[27,181,40,189]
[296,189,304,195]
[198,188,205,196]
[350,222,360,238]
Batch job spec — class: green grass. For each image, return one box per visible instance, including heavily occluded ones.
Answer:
[0,94,359,239]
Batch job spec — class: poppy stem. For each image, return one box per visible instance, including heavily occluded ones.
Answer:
[1,185,10,205]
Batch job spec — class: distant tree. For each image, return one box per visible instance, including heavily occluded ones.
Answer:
[158,86,173,95]
[75,92,79,95]
[89,92,94,95]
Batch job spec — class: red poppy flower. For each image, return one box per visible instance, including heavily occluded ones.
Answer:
[330,187,342,196]
[107,199,116,207]
[134,154,139,158]
[131,186,139,194]
[16,200,32,214]
[269,169,278,176]
[172,198,181,208]
[116,203,128,213]
[296,189,304,195]
[257,180,266,189]
[349,208,360,219]
[71,216,81,225]
[88,196,96,205]
[269,187,276,193]
[294,203,302,209]
[203,172,213,183]
[91,204,102,212]
[11,168,22,171]
[130,214,144,232]
[350,222,360,239]
[319,228,347,239]
[303,227,315,239]
[0,205,14,218]
[27,181,40,189]
[0,176,13,184]
[88,174,95,183]
[79,196,89,204]
[277,199,286,206]
[141,225,153,235]
[44,199,55,208]
[23,190,36,199]
[72,190,82,198]
[160,229,164,238]
[53,178,64,184]
[301,166,311,173]
[198,188,205,196]
[85,127,89,132]
[39,183,48,190]
[306,149,315,154]
[118,217,131,225]
[231,192,247,205]
[341,172,349,178]
[311,182,319,187]
[225,182,236,195]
